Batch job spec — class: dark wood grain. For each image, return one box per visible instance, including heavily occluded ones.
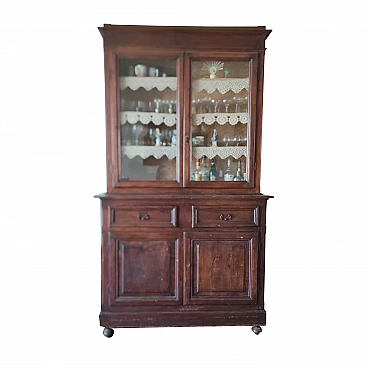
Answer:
[192,205,259,228]
[96,25,272,333]
[100,310,266,328]
[109,205,177,227]
[107,232,182,306]
[183,231,259,305]
[100,25,270,194]
[99,25,271,53]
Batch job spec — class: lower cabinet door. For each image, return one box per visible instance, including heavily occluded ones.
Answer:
[184,231,259,305]
[106,232,182,306]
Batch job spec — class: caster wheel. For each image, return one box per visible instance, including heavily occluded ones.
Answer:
[251,326,262,335]
[103,327,114,338]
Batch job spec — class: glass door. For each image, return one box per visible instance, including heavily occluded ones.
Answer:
[118,57,180,183]
[185,55,257,188]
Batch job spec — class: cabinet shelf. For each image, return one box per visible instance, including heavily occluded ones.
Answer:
[193,146,247,160]
[193,78,249,94]
[120,77,177,91]
[122,145,176,160]
[193,112,248,126]
[121,111,177,127]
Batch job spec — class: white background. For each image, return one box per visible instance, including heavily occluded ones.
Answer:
[1,1,368,367]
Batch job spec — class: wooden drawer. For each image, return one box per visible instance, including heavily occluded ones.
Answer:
[192,205,259,228]
[109,206,177,228]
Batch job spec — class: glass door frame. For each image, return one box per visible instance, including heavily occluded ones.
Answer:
[183,52,259,190]
[105,48,185,191]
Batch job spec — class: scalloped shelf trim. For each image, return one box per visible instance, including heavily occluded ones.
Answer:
[192,78,249,94]
[122,146,177,160]
[193,146,247,160]
[193,112,248,126]
[121,111,177,127]
[120,77,177,91]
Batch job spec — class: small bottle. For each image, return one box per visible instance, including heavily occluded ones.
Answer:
[233,160,244,181]
[218,167,224,181]
[172,130,176,147]
[224,158,234,181]
[201,156,209,181]
[209,159,217,181]
[211,129,218,147]
[193,159,202,181]
[138,124,146,145]
[144,128,153,146]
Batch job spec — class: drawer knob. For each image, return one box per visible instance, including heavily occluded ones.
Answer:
[219,214,232,221]
[138,213,150,221]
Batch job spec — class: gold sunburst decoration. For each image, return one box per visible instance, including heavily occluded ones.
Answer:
[202,61,224,79]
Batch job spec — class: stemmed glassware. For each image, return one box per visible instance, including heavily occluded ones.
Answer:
[223,99,232,113]
[211,99,220,113]
[232,96,248,113]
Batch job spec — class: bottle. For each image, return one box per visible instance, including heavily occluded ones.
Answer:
[209,159,217,181]
[144,128,153,146]
[233,160,244,181]
[201,156,209,181]
[224,158,234,181]
[218,167,224,181]
[172,129,176,147]
[193,159,202,181]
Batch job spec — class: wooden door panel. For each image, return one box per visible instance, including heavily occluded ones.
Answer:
[184,232,258,305]
[108,233,181,306]
[119,242,174,296]
[193,241,248,295]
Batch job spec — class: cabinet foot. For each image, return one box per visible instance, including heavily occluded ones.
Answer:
[103,327,114,338]
[251,326,262,335]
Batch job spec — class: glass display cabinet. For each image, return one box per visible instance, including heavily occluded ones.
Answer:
[95,25,272,338]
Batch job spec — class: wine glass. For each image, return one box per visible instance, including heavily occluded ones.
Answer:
[238,97,248,113]
[233,134,241,146]
[240,136,248,146]
[223,99,232,113]
[202,97,212,113]
[222,134,232,146]
[191,99,197,114]
[211,99,220,113]
[221,135,228,147]
[232,96,242,113]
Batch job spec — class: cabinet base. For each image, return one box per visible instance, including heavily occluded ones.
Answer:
[100,310,266,328]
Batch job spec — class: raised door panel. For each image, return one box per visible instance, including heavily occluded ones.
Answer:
[184,232,258,305]
[108,233,181,306]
